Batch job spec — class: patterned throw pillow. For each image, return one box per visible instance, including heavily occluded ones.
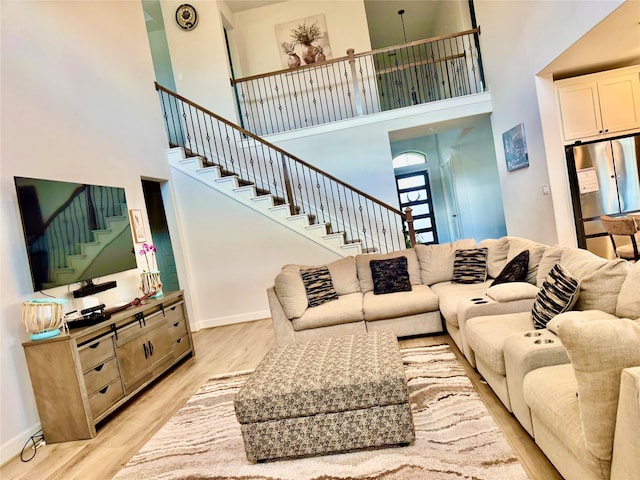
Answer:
[369,256,412,295]
[452,248,488,284]
[491,250,530,286]
[300,266,338,307]
[532,263,580,329]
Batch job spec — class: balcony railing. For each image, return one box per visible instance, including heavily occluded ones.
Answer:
[231,28,484,136]
[156,83,415,254]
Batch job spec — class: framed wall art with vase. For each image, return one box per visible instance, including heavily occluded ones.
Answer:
[275,14,332,69]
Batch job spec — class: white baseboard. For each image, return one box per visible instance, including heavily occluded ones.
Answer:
[193,310,271,331]
[1,423,41,467]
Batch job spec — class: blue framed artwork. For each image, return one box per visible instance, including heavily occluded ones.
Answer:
[502,123,529,172]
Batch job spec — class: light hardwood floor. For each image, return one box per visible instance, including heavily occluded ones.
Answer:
[1,319,562,480]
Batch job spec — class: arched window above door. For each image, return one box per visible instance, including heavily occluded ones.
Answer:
[392,151,427,169]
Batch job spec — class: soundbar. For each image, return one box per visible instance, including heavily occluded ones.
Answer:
[72,280,117,298]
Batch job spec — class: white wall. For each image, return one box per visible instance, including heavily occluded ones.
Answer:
[160,0,239,121]
[0,1,175,464]
[170,168,344,329]
[231,0,372,77]
[474,0,624,245]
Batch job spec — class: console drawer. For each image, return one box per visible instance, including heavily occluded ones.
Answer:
[84,357,120,396]
[172,335,191,358]
[79,336,115,370]
[89,379,124,419]
[167,317,188,340]
[163,301,185,325]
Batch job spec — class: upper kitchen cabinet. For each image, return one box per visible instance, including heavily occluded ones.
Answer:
[556,66,640,143]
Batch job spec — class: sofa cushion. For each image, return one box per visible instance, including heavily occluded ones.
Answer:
[536,246,565,287]
[491,250,529,286]
[532,263,580,329]
[362,284,438,322]
[356,249,421,294]
[370,256,412,295]
[556,317,640,462]
[546,310,619,335]
[452,248,488,284]
[274,266,309,319]
[486,282,539,302]
[415,239,476,285]
[506,236,547,284]
[478,237,510,279]
[465,312,535,376]
[291,292,364,331]
[560,248,629,315]
[300,266,338,307]
[431,281,492,326]
[274,257,359,319]
[523,364,603,476]
[616,260,640,319]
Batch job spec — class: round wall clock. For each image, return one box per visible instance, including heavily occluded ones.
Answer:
[175,4,198,31]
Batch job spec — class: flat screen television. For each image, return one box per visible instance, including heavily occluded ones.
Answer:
[14,176,138,295]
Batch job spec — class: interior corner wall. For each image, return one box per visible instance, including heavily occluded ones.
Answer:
[473,0,623,245]
[231,0,372,77]
[0,1,172,464]
[161,1,239,122]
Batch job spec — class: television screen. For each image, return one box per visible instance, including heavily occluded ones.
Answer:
[14,176,138,292]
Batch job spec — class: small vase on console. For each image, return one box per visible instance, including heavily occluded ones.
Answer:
[140,270,163,298]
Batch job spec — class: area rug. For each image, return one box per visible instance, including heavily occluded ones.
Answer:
[114,344,529,479]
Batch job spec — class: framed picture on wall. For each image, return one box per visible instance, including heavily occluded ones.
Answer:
[275,14,332,68]
[129,209,147,243]
[502,123,529,172]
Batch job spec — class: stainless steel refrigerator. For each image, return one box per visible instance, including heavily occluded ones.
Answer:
[566,133,640,257]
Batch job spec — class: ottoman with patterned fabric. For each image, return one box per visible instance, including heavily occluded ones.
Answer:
[234,330,415,462]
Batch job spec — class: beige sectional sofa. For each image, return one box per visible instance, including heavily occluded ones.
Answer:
[267,236,640,480]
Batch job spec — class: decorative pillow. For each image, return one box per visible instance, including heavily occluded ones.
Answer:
[491,250,529,286]
[452,248,488,284]
[531,263,580,329]
[556,317,640,461]
[369,257,412,295]
[300,266,338,307]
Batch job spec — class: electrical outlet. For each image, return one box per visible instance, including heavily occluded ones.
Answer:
[542,184,550,195]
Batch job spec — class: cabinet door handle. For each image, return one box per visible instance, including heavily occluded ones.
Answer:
[143,343,149,359]
[89,342,100,349]
[176,338,183,344]
[148,340,154,356]
[94,363,105,372]
[99,385,110,395]
[173,322,180,327]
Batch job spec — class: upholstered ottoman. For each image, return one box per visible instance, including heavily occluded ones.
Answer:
[234,331,415,462]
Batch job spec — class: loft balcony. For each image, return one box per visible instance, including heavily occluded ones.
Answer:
[231,29,485,137]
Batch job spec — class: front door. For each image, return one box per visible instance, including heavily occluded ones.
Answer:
[396,171,438,244]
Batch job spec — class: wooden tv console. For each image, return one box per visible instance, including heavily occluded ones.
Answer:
[22,290,194,443]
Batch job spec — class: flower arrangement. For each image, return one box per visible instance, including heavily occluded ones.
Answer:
[139,242,157,272]
[290,22,322,46]
[281,41,296,55]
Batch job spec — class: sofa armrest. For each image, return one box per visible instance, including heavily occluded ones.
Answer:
[504,330,570,436]
[611,366,640,480]
[267,286,296,346]
[457,295,537,367]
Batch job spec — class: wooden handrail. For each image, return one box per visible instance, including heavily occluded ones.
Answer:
[155,82,405,218]
[230,28,481,86]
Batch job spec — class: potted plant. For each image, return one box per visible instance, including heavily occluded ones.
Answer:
[314,45,326,62]
[290,22,322,65]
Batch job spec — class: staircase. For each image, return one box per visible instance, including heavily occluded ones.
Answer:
[168,148,363,256]
[156,83,413,255]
